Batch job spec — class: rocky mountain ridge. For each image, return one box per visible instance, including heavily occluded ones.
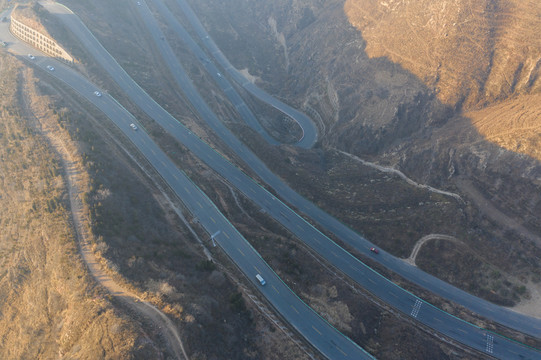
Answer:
[345,0,541,109]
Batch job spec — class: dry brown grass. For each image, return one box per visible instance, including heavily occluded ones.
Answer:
[344,0,541,108]
[11,3,49,36]
[467,94,541,161]
[0,53,158,359]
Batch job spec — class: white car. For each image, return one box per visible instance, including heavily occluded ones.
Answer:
[28,54,35,60]
[46,65,54,71]
[130,123,138,131]
[217,72,222,77]
[94,91,102,97]
[137,1,141,5]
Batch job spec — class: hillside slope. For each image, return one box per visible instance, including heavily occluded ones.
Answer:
[466,93,541,161]
[345,0,541,109]
[344,0,541,162]
[0,54,157,359]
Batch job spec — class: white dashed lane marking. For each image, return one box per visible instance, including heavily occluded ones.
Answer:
[411,299,422,318]
[486,334,494,354]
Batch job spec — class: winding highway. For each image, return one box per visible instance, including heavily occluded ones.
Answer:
[23,1,541,359]
[148,0,541,348]
[148,0,279,147]
[153,0,541,343]
[1,7,372,360]
[172,0,319,149]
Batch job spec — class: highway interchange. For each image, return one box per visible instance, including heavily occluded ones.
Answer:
[6,1,541,358]
[152,0,541,343]
[0,6,372,360]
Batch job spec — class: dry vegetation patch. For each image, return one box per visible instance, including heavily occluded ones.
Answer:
[416,238,526,306]
[467,94,541,162]
[344,0,541,108]
[11,2,51,38]
[0,54,158,359]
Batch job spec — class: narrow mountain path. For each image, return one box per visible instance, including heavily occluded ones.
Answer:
[335,149,464,201]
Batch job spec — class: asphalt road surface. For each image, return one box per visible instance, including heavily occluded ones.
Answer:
[0,8,374,359]
[37,2,541,359]
[171,0,319,149]
[149,0,280,146]
[162,0,541,343]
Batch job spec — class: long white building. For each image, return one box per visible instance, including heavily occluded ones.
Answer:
[10,15,73,62]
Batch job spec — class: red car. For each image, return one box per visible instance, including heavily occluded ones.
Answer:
[370,247,379,254]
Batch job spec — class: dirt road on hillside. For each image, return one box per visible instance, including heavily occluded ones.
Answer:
[405,234,460,266]
[20,71,189,360]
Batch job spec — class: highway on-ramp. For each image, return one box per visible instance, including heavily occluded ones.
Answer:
[149,0,279,146]
[171,0,319,149]
[41,2,541,359]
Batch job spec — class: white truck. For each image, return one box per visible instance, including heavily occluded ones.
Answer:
[255,274,266,286]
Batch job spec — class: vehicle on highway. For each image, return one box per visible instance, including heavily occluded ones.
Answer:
[28,54,35,60]
[94,90,102,97]
[255,274,266,286]
[130,123,138,131]
[46,65,55,71]
[370,247,379,254]
[217,72,221,77]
